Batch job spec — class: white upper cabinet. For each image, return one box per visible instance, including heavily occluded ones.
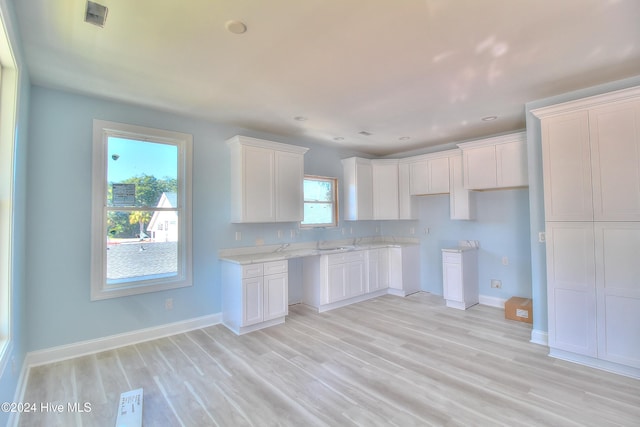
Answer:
[539,111,593,221]
[227,135,308,223]
[342,157,374,221]
[408,152,450,195]
[457,131,528,190]
[398,160,418,220]
[589,100,640,221]
[449,151,474,220]
[371,159,399,220]
[533,86,640,222]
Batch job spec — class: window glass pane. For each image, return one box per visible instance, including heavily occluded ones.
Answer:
[107,137,178,208]
[302,202,333,225]
[107,210,179,285]
[303,179,333,202]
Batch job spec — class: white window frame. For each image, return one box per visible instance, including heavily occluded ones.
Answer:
[301,175,339,228]
[0,14,18,369]
[91,120,193,300]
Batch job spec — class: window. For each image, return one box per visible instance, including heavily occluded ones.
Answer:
[0,16,18,366]
[91,120,192,300]
[301,175,338,227]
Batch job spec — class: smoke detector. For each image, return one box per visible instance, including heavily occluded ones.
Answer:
[85,1,108,27]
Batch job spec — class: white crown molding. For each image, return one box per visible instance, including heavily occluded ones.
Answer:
[530,85,640,118]
[456,130,526,150]
[226,135,309,154]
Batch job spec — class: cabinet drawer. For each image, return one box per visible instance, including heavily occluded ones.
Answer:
[442,252,461,264]
[264,260,288,275]
[242,263,264,278]
[327,250,366,265]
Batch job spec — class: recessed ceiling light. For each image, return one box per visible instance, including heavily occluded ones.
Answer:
[482,115,498,121]
[225,20,247,34]
[293,116,307,122]
[85,1,108,27]
[399,136,411,141]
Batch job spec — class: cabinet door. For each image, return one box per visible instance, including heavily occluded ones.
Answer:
[449,154,473,220]
[398,162,417,219]
[594,222,640,368]
[372,161,399,220]
[242,277,264,326]
[590,100,640,221]
[428,156,450,194]
[342,158,373,220]
[345,261,365,298]
[443,256,462,302]
[243,146,275,222]
[367,250,380,292]
[409,160,429,195]
[545,222,597,356]
[327,263,346,303]
[275,151,304,222]
[463,145,497,190]
[264,273,288,321]
[541,111,593,221]
[497,140,528,187]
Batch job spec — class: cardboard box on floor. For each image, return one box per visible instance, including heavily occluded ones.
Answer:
[505,297,532,324]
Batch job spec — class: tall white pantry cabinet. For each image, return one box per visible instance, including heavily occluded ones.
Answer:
[533,86,640,376]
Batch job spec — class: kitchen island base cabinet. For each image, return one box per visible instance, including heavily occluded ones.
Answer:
[442,248,478,310]
[222,260,288,335]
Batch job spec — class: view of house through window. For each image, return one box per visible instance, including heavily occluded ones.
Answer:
[92,120,192,300]
[302,175,338,227]
[106,138,179,283]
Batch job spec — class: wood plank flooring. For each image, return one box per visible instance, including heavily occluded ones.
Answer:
[17,293,640,426]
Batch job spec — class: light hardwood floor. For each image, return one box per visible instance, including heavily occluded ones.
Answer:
[18,293,640,426]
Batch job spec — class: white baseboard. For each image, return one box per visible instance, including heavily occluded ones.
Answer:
[8,355,30,427]
[530,329,548,346]
[549,348,640,379]
[25,313,221,368]
[478,295,506,308]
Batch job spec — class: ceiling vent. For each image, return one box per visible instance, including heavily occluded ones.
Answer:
[85,1,108,27]
[358,131,373,136]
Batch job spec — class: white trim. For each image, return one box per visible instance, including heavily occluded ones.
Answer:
[8,351,28,427]
[457,131,526,150]
[549,348,640,380]
[91,120,193,300]
[530,85,640,118]
[478,294,507,308]
[25,313,221,367]
[225,135,309,154]
[530,329,548,346]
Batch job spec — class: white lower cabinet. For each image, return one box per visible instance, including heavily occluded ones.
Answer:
[303,247,416,312]
[442,248,478,309]
[546,221,640,371]
[222,260,288,335]
[367,248,389,293]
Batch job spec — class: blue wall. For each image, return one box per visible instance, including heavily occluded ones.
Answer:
[381,190,532,300]
[24,86,379,352]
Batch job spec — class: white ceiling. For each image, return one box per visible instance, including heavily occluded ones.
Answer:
[13,0,640,155]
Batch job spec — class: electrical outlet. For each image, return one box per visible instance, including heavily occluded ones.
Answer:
[290,229,296,238]
[491,279,502,289]
[538,232,546,243]
[165,298,173,310]
[502,256,509,266]
[277,230,283,239]
[235,231,241,241]
[425,227,430,235]
[410,227,415,235]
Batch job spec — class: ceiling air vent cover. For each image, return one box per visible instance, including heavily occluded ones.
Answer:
[85,1,108,27]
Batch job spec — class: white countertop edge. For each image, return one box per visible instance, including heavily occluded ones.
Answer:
[219,237,419,265]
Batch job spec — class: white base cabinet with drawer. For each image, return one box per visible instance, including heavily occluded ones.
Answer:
[222,260,288,335]
[442,248,478,310]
